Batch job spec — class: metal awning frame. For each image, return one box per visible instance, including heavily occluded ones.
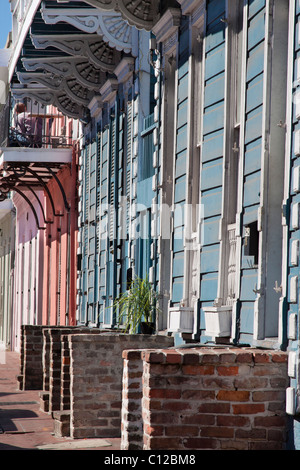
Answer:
[0,160,71,229]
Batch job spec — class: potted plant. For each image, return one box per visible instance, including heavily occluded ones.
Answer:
[114,276,158,334]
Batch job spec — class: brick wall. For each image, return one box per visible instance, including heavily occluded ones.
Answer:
[121,347,289,450]
[17,325,46,390]
[59,329,102,412]
[49,328,71,413]
[43,327,101,413]
[17,325,101,407]
[68,333,174,439]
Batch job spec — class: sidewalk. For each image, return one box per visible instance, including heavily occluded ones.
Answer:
[0,350,121,451]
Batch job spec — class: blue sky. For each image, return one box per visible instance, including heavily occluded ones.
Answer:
[0,1,12,49]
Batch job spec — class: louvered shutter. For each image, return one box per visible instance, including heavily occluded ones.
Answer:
[109,114,116,242]
[126,99,133,235]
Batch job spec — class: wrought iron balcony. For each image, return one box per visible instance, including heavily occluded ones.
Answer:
[0,96,74,227]
[0,96,73,150]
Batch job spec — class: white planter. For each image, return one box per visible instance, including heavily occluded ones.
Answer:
[168,307,194,333]
[204,306,232,338]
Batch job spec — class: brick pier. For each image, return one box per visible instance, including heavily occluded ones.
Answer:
[68,333,174,439]
[121,347,289,450]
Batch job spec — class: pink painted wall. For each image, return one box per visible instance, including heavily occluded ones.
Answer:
[42,145,78,326]
[12,191,45,352]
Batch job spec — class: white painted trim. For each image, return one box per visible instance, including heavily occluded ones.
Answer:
[286,387,296,415]
[152,8,181,44]
[290,276,298,303]
[291,240,299,266]
[293,166,300,193]
[288,313,297,340]
[0,147,72,167]
[288,350,297,377]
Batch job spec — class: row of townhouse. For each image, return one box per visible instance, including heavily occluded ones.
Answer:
[0,0,300,450]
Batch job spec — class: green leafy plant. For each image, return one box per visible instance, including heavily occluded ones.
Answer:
[114,276,158,333]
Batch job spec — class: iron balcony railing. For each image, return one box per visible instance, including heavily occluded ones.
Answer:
[0,96,73,149]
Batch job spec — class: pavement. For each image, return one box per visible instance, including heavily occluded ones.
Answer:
[0,350,121,451]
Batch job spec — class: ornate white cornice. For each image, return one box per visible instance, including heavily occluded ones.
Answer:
[17,72,95,106]
[22,56,108,91]
[40,8,133,53]
[88,95,104,119]
[114,56,135,84]
[152,8,181,44]
[99,77,119,103]
[30,33,121,72]
[56,0,160,31]
[11,86,85,120]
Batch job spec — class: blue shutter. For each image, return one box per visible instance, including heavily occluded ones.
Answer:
[239,0,265,341]
[171,17,190,305]
[103,105,119,326]
[98,125,109,325]
[80,145,90,324]
[199,0,226,321]
[79,140,99,325]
